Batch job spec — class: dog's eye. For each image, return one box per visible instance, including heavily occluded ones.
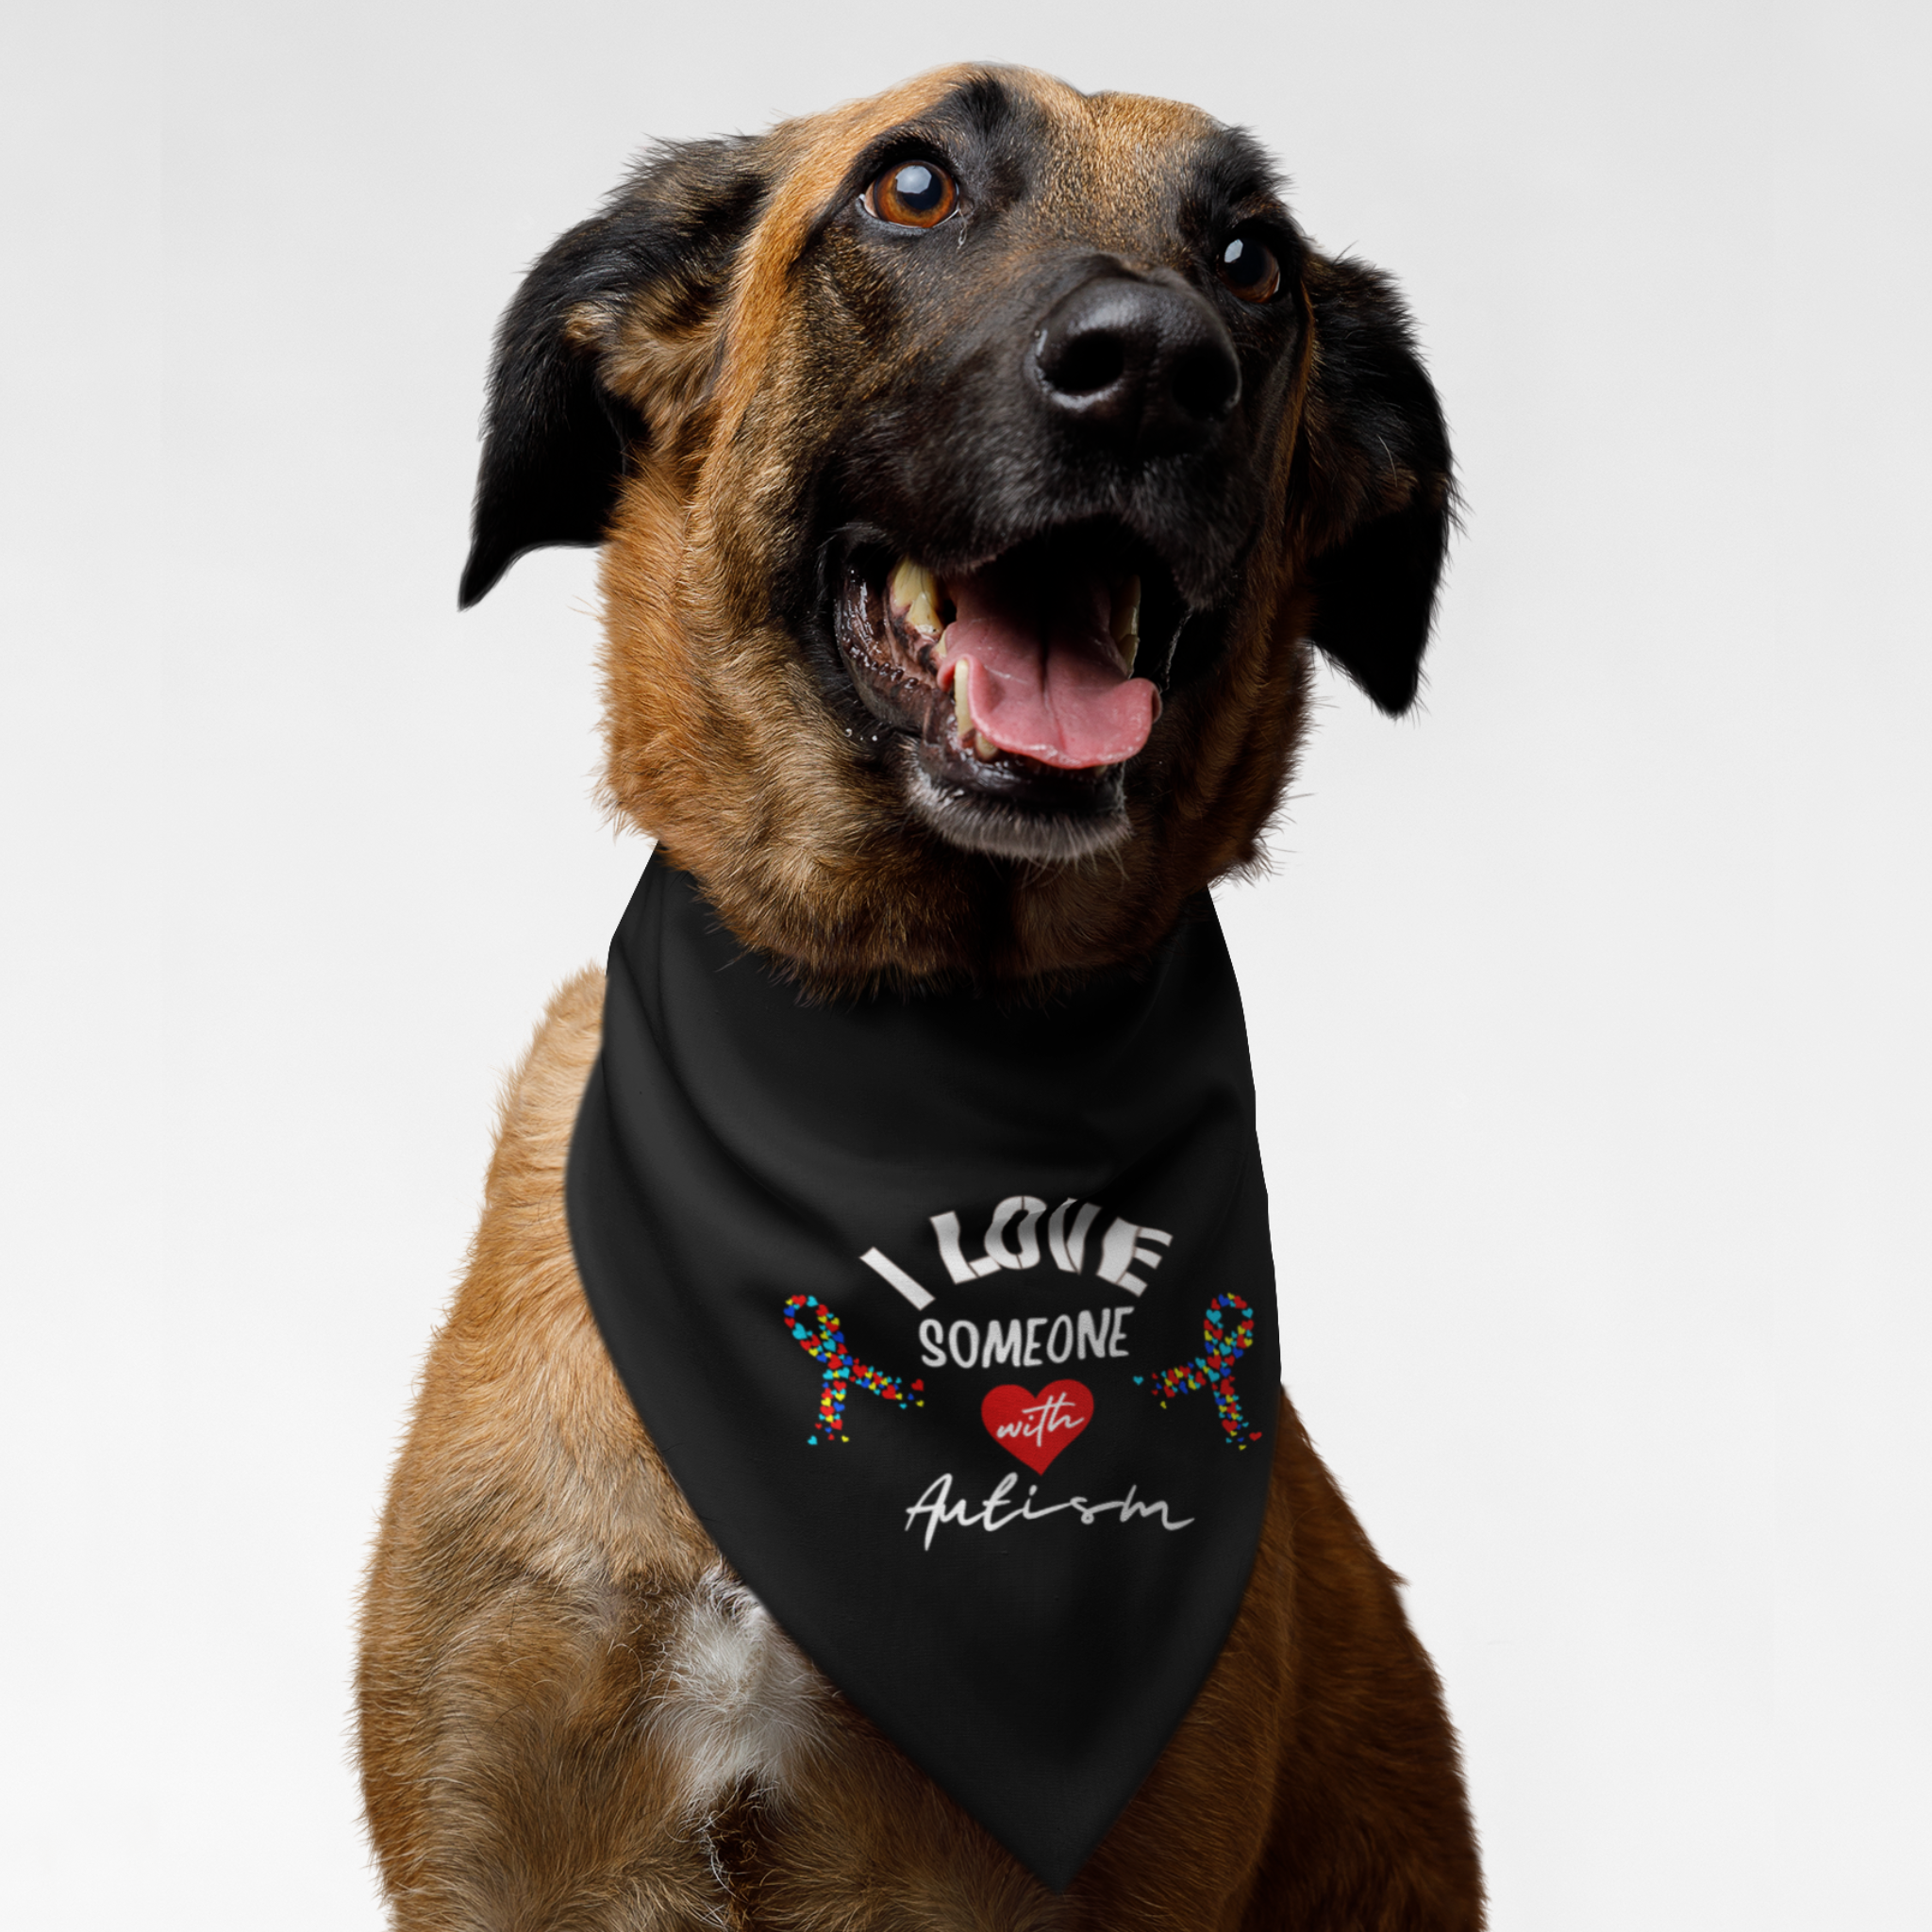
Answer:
[865,159,958,228]
[1216,232,1281,304]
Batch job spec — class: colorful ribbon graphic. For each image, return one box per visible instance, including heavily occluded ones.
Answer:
[1144,1293,1261,1446]
[783,1294,923,1444]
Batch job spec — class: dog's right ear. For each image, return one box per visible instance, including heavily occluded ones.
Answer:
[458,138,769,608]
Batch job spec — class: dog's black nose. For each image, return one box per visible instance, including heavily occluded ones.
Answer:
[1032,275,1241,457]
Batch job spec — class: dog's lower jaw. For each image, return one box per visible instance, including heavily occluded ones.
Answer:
[901,748,1134,863]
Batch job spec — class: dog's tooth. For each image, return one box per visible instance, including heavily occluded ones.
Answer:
[889,557,941,636]
[1110,575,1141,674]
[954,660,974,743]
[974,732,1000,761]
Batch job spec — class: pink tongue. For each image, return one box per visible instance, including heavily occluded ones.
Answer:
[939,567,1159,770]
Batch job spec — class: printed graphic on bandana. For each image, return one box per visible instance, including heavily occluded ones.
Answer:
[1142,1292,1263,1443]
[780,1292,924,1441]
[980,1379,1091,1469]
[775,1193,1262,1556]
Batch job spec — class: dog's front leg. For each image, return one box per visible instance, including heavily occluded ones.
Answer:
[358,978,760,1930]
[360,1562,749,1931]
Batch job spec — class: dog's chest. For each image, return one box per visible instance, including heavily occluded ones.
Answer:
[650,1567,830,1812]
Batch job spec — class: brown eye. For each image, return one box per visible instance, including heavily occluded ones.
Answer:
[865,158,957,228]
[1217,232,1281,303]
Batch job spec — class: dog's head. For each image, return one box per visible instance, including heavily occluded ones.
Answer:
[462,66,1451,990]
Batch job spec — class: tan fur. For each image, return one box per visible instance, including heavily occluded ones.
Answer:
[362,66,1481,1929]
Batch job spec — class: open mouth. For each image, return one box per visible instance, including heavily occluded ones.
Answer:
[831,524,1189,860]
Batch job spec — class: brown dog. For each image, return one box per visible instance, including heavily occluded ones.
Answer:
[358,64,1481,1929]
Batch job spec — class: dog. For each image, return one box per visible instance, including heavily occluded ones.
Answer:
[358,64,1481,1930]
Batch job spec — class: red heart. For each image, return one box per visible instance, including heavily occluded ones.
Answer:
[980,1380,1094,1473]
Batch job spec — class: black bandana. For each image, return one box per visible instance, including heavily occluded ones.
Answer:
[567,857,1278,1889]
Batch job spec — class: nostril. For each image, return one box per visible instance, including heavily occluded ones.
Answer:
[1041,329,1126,399]
[1171,343,1240,422]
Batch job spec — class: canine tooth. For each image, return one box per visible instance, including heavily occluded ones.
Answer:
[955,660,974,743]
[974,732,1000,760]
[889,557,941,635]
[1111,575,1141,674]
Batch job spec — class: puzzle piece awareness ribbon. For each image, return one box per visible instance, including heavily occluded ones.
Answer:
[782,1295,923,1444]
[1147,1293,1261,1445]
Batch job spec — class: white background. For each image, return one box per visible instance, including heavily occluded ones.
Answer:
[4,2,1927,1926]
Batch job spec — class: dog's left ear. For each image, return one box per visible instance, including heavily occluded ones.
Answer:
[458,137,769,608]
[1295,258,1455,715]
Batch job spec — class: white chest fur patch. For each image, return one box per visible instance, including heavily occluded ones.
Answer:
[648,1567,830,1813]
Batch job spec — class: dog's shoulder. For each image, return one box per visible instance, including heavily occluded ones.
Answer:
[481,964,605,1217]
[377,967,716,1588]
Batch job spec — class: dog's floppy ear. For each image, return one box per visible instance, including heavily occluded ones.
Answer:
[1296,258,1454,715]
[458,138,768,608]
